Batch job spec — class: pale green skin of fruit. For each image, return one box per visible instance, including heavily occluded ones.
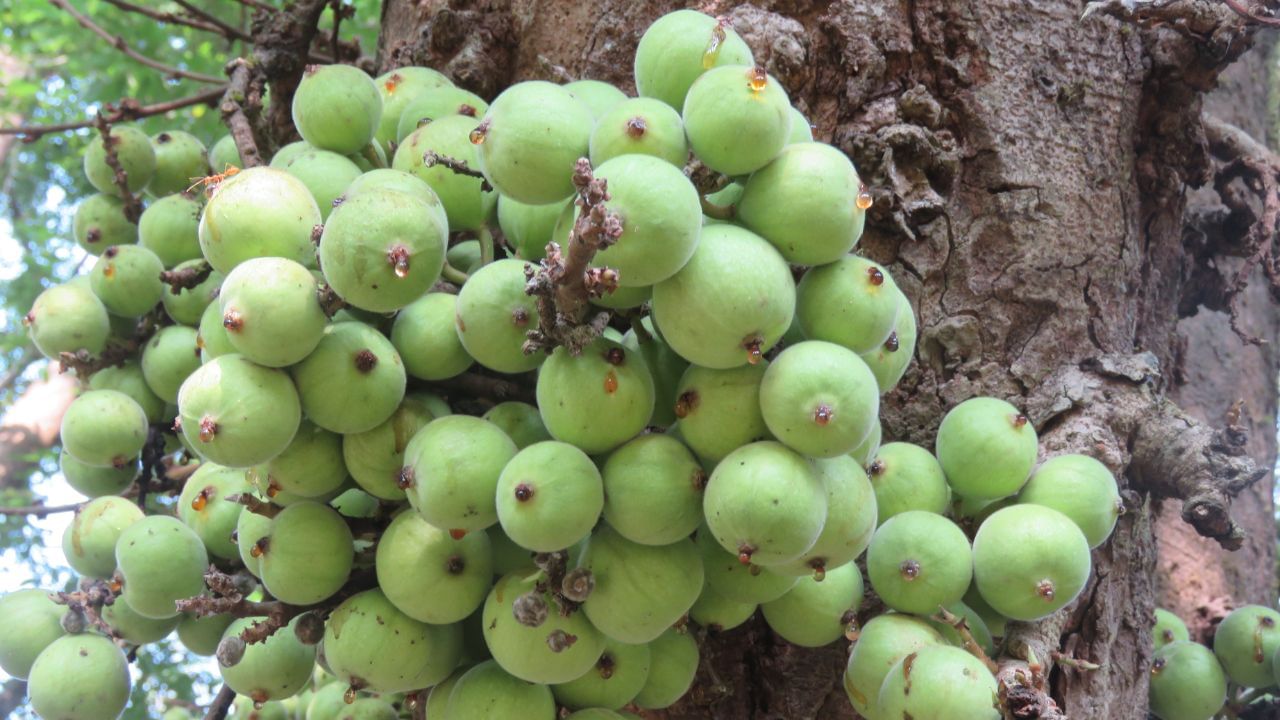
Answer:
[488,526,536,575]
[270,141,312,168]
[622,320,688,427]
[592,283,651,310]
[797,255,903,354]
[936,396,1039,500]
[343,394,436,500]
[552,637,651,710]
[329,698,396,720]
[1152,641,1229,720]
[674,361,769,462]
[633,628,699,709]
[869,441,951,524]
[447,239,483,275]
[564,79,627,117]
[102,596,181,644]
[61,448,138,497]
[221,616,316,701]
[307,682,349,720]
[496,440,602,551]
[162,260,224,325]
[860,298,917,393]
[928,601,996,657]
[325,588,461,693]
[260,501,354,605]
[972,504,1091,622]
[164,707,196,720]
[696,527,797,604]
[851,420,883,466]
[349,140,388,172]
[231,700,289,720]
[64,495,144,578]
[843,613,946,718]
[876,645,1000,720]
[148,130,208,197]
[704,441,826,566]
[1213,604,1280,688]
[209,134,242,173]
[1154,608,1191,649]
[85,125,156,195]
[394,115,497,232]
[581,154,702,287]
[376,510,493,624]
[689,580,757,631]
[253,420,346,498]
[28,633,131,720]
[74,192,138,254]
[1018,453,1121,549]
[332,487,379,519]
[775,455,878,577]
[482,572,606,683]
[963,583,1008,639]
[579,526,704,644]
[219,257,327,367]
[28,282,110,359]
[683,65,791,176]
[445,660,557,720]
[536,338,656,455]
[198,166,321,275]
[178,462,251,559]
[116,514,209,618]
[91,360,166,423]
[0,589,65,679]
[590,97,689,168]
[602,434,704,546]
[788,107,814,143]
[497,196,566,261]
[236,507,272,577]
[90,244,164,317]
[759,340,880,458]
[277,149,363,221]
[405,414,517,532]
[293,65,383,155]
[633,9,753,112]
[178,354,302,467]
[197,299,236,363]
[292,322,407,434]
[142,324,201,402]
[177,612,234,656]
[482,401,550,449]
[391,292,474,380]
[373,66,453,152]
[61,389,149,468]
[738,142,865,265]
[319,188,448,313]
[395,86,488,143]
[454,258,545,373]
[653,224,795,369]
[763,562,863,647]
[343,168,438,204]
[477,81,595,204]
[866,510,972,615]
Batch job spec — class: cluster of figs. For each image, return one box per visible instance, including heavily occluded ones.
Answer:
[3,8,1133,720]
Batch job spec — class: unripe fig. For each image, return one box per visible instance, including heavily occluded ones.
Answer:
[324,588,462,693]
[796,255,903,354]
[74,193,138,254]
[474,81,594,204]
[496,440,603,552]
[249,420,347,501]
[876,645,1000,720]
[763,562,863,647]
[633,627,699,709]
[198,166,322,274]
[90,360,165,423]
[178,354,302,467]
[1151,641,1228,720]
[692,575,761,633]
[293,65,383,155]
[404,414,517,533]
[703,441,826,567]
[259,501,354,605]
[394,114,496,232]
[161,259,224,326]
[342,167,438,204]
[482,572,605,684]
[209,134,242,173]
[141,324,201,403]
[60,448,138,498]
[235,504,272,577]
[444,660,557,720]
[774,455,877,577]
[391,292,473,380]
[60,389,148,468]
[860,302,917,393]
[963,583,1009,640]
[564,79,626,117]
[28,633,131,720]
[26,281,111,359]
[178,462,251,559]
[619,318,687,428]
[342,394,436,500]
[1153,608,1191,649]
[673,362,769,462]
[85,125,156,195]
[696,527,797,605]
[496,195,567,261]
[590,97,689,168]
[177,612,234,656]
[231,699,290,720]
[1213,604,1280,689]
[972,504,1091,621]
[1018,453,1122,548]
[591,282,652,311]
[197,297,236,363]
[454,258,544,373]
[634,10,753,111]
[373,65,452,151]
[101,596,181,644]
[552,636,652,710]
[274,148,362,221]
[218,257,327,367]
[482,401,552,449]
[843,613,946,718]
[926,601,996,657]
[376,509,493,624]
[63,495,144,578]
[866,510,971,615]
[787,106,814,142]
[867,442,951,524]
[148,130,208,197]
[219,616,316,702]
[683,65,791,176]
[394,85,488,143]
[935,396,1039,500]
[292,322,406,434]
[536,339,656,454]
[116,514,209,619]
[602,434,704,546]
[0,589,65,679]
[89,244,165,317]
[759,340,879,458]
[850,419,882,466]
[579,526,704,644]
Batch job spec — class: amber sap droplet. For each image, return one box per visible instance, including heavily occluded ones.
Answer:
[809,558,827,582]
[743,337,764,365]
[1151,657,1166,677]
[21,311,33,328]
[747,66,768,93]
[190,486,214,511]
[102,263,116,279]
[250,538,269,558]
[625,116,647,138]
[396,467,415,490]
[674,390,699,419]
[387,246,411,279]
[702,20,727,69]
[449,529,467,540]
[343,686,357,704]
[383,73,401,95]
[198,416,218,443]
[813,404,834,426]
[899,559,921,580]
[1036,579,1056,601]
[468,125,487,145]
[866,267,884,286]
[514,483,534,502]
[603,370,619,395]
[1012,413,1030,429]
[737,544,755,565]
[856,189,874,210]
[222,310,244,333]
[266,479,281,498]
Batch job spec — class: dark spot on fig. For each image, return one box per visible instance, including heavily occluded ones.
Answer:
[354,349,378,373]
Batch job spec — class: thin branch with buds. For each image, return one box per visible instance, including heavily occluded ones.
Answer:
[46,0,225,84]
[0,87,226,140]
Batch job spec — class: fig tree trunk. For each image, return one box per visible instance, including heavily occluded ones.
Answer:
[365,1,1280,717]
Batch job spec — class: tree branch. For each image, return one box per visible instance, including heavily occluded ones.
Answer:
[46,0,225,84]
[220,58,265,168]
[0,87,226,140]
[100,0,242,38]
[423,151,493,192]
[160,261,215,293]
[92,114,144,223]
[203,684,236,720]
[1220,0,1280,27]
[0,502,82,516]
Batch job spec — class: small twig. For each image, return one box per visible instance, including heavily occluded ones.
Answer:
[93,114,144,223]
[203,684,236,720]
[220,58,265,168]
[1049,650,1101,672]
[172,0,252,40]
[422,151,493,192]
[0,502,83,517]
[46,0,224,84]
[936,606,999,674]
[0,87,226,140]
[160,261,214,293]
[58,342,138,378]
[441,261,469,285]
[227,493,282,519]
[1220,0,1280,27]
[701,194,735,220]
[478,225,496,267]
